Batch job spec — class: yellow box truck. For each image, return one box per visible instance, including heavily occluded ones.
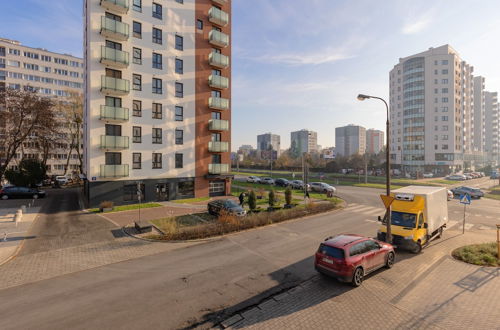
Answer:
[377,186,448,253]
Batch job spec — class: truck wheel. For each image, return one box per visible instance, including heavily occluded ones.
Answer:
[411,242,422,254]
[351,267,364,287]
[436,227,443,239]
[1,195,8,200]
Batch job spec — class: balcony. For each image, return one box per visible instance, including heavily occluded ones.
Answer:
[208,141,229,152]
[208,163,230,175]
[101,76,130,95]
[208,51,229,68]
[208,7,229,27]
[208,119,229,131]
[209,96,229,110]
[212,0,227,5]
[100,105,129,122]
[208,74,229,89]
[209,30,229,48]
[100,164,129,178]
[100,0,129,14]
[100,16,129,41]
[100,46,129,68]
[100,135,129,149]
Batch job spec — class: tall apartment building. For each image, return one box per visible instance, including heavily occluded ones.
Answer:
[335,125,366,157]
[257,133,280,159]
[366,129,384,154]
[84,0,232,206]
[484,91,499,163]
[0,37,83,175]
[290,129,318,155]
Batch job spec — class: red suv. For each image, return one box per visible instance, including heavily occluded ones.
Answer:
[314,234,395,287]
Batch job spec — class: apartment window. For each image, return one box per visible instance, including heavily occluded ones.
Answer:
[176,0,184,3]
[133,0,141,12]
[152,53,162,69]
[196,19,203,30]
[105,96,122,108]
[442,60,448,65]
[124,183,144,201]
[132,126,141,143]
[175,82,183,97]
[442,69,448,74]
[442,135,449,140]
[152,3,162,19]
[152,103,162,119]
[434,69,438,74]
[442,126,448,131]
[175,106,183,121]
[133,48,142,64]
[442,106,448,112]
[175,129,184,145]
[175,58,183,74]
[175,153,183,168]
[434,88,438,94]
[212,154,221,164]
[152,128,162,144]
[133,21,142,38]
[152,153,162,169]
[435,126,438,131]
[442,116,449,121]
[106,68,122,79]
[175,35,183,50]
[434,60,438,65]
[153,28,162,44]
[133,74,142,90]
[133,100,142,117]
[434,79,438,84]
[105,152,121,165]
[211,133,221,142]
[132,153,141,169]
[435,145,438,150]
[8,48,20,56]
[152,78,162,94]
[434,116,438,122]
[434,135,438,141]
[105,124,121,136]
[442,144,448,150]
[212,111,221,119]
[434,98,438,104]
[442,79,448,84]
[442,97,448,103]
[442,88,448,93]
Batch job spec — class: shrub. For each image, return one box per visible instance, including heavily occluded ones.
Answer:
[268,189,276,207]
[217,209,238,226]
[248,190,257,210]
[257,188,265,199]
[100,201,114,210]
[285,186,292,205]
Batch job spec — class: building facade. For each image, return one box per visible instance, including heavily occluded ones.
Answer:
[366,129,383,154]
[290,129,318,155]
[335,125,366,157]
[84,0,232,207]
[0,37,83,176]
[484,91,499,164]
[257,133,280,159]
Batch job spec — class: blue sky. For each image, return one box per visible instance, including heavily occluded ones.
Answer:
[3,0,500,150]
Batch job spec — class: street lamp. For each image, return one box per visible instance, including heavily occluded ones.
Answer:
[357,94,392,244]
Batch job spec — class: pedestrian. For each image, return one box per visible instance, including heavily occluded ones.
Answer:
[238,191,245,206]
[305,190,310,199]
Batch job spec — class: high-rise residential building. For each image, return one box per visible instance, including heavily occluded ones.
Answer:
[0,37,83,175]
[84,0,232,206]
[335,125,366,157]
[290,129,318,155]
[472,76,486,153]
[484,91,499,163]
[257,133,280,159]
[366,129,384,154]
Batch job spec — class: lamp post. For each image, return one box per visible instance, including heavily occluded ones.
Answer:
[357,94,392,244]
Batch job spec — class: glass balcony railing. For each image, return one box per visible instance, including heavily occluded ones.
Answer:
[101,75,130,95]
[100,135,129,149]
[208,163,230,175]
[101,46,129,68]
[100,105,129,121]
[100,16,129,41]
[208,96,229,110]
[208,51,229,68]
[208,141,229,152]
[208,74,229,89]
[100,0,129,14]
[212,0,227,5]
[208,119,229,131]
[209,30,229,48]
[208,7,229,26]
[100,164,129,178]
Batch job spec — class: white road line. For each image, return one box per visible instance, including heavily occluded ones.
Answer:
[485,216,492,219]
[457,223,474,230]
[347,203,359,208]
[361,208,385,215]
[479,225,492,230]
[345,205,368,211]
[350,206,376,213]
[446,220,458,229]
[365,219,378,223]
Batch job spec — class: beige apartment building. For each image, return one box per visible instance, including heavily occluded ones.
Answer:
[84,0,232,207]
[366,129,384,154]
[0,37,83,176]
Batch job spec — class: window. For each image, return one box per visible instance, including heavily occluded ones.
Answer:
[153,28,162,44]
[175,0,184,3]
[152,53,162,69]
[133,100,142,117]
[442,116,448,121]
[175,58,183,74]
[442,97,448,103]
[212,112,221,119]
[105,96,122,108]
[442,60,448,65]
[152,128,162,144]
[153,103,162,119]
[132,126,142,143]
[107,68,122,79]
[152,153,162,169]
[175,35,183,50]
[175,106,183,121]
[442,126,448,131]
[133,48,142,64]
[442,88,448,93]
[106,40,122,49]
[442,135,449,140]
[133,21,142,38]
[442,69,448,74]
[442,79,448,84]
[175,129,183,144]
[133,153,141,169]
[196,19,203,30]
[153,78,162,94]
[442,106,448,112]
[442,144,448,150]
[434,88,438,94]
[9,48,20,56]
[152,3,162,19]
[124,183,144,202]
[105,152,121,165]
[105,124,121,136]
[175,82,183,97]
[211,133,221,141]
[175,153,183,168]
[133,74,142,90]
[434,135,438,141]
[178,180,194,199]
[133,0,141,12]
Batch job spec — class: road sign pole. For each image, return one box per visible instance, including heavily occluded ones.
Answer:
[462,203,466,234]
[496,224,500,261]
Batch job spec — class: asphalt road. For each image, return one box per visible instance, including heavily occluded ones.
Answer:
[0,186,498,329]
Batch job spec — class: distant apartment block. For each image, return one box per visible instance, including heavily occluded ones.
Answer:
[290,129,318,155]
[335,125,366,157]
[257,133,280,159]
[366,129,384,154]
[472,76,486,153]
[0,37,83,175]
[484,91,499,161]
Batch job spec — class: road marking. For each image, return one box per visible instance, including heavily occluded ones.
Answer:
[361,208,385,215]
[457,223,474,230]
[485,215,492,219]
[479,225,492,230]
[446,220,458,229]
[364,219,378,223]
[345,205,367,211]
[350,206,376,213]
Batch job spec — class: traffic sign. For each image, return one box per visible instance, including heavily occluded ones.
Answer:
[380,195,395,209]
[460,194,471,205]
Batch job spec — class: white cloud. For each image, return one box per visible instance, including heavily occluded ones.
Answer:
[401,8,436,35]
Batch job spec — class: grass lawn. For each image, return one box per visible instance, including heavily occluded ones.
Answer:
[151,212,216,234]
[171,196,210,204]
[485,185,500,200]
[89,202,162,213]
[452,242,499,267]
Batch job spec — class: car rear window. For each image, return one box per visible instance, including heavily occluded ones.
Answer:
[318,244,344,259]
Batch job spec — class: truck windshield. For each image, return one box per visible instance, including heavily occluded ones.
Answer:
[391,211,416,228]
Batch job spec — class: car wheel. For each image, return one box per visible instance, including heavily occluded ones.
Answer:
[411,241,422,254]
[351,267,364,287]
[33,194,39,199]
[1,195,8,200]
[385,252,395,269]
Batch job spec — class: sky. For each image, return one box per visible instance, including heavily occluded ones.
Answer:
[2,0,500,150]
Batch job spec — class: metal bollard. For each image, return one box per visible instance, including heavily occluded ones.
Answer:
[3,232,7,241]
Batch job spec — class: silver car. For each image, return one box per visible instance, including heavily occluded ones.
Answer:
[310,182,336,193]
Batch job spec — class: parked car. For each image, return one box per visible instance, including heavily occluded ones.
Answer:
[274,178,290,187]
[447,189,453,201]
[207,199,246,217]
[450,186,484,199]
[0,186,46,200]
[290,180,310,190]
[310,182,336,194]
[315,234,395,287]
[446,174,466,181]
[247,176,261,183]
[55,175,69,185]
[422,173,434,178]
[260,177,275,185]
[490,172,499,179]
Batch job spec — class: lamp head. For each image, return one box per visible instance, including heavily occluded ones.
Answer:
[357,94,370,101]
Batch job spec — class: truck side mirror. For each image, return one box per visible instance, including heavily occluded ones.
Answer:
[424,223,428,229]
[377,216,382,222]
